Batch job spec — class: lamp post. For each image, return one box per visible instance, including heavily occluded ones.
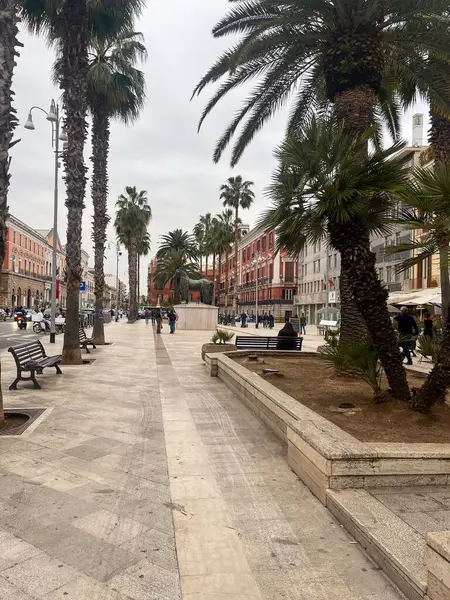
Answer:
[252,251,262,328]
[24,99,67,343]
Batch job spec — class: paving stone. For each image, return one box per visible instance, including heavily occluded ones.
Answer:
[2,554,78,597]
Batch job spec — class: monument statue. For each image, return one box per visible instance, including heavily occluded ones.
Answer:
[174,269,214,305]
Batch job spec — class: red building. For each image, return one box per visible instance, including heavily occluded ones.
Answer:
[218,226,298,322]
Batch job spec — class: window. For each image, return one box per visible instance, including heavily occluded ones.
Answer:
[268,232,273,249]
[247,247,250,260]
[386,266,392,282]
[334,254,337,268]
[257,239,260,252]
[19,234,22,246]
[395,231,400,246]
[304,264,307,276]
[284,262,295,282]
[283,289,294,300]
[395,269,401,283]
[313,259,321,273]
[242,249,246,263]
[262,236,266,251]
[261,266,265,279]
[328,254,332,269]
[403,268,410,281]
[269,263,273,280]
[13,231,16,243]
[378,267,384,281]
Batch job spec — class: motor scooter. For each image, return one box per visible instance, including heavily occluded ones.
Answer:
[17,315,27,330]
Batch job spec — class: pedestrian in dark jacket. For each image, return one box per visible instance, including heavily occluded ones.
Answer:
[276,321,298,350]
[395,306,419,365]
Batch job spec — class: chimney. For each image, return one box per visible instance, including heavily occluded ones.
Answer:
[412,113,424,147]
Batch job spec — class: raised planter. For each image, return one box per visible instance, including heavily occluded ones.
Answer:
[206,351,450,505]
[201,343,236,362]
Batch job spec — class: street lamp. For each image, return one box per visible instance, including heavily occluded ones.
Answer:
[24,99,67,343]
[108,241,122,319]
[252,251,263,328]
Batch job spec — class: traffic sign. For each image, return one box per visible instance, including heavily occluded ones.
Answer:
[80,282,87,292]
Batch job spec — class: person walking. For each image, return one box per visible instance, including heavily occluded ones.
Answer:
[300,312,307,335]
[395,306,419,365]
[155,308,163,334]
[151,309,156,326]
[168,309,178,334]
[240,311,247,328]
[423,311,433,339]
[268,312,274,329]
[144,308,151,326]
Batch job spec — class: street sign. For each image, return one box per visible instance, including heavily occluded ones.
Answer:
[80,282,87,292]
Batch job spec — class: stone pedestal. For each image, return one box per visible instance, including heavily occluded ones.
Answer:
[174,303,218,330]
[426,532,450,599]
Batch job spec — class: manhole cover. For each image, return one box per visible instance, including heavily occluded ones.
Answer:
[0,408,47,436]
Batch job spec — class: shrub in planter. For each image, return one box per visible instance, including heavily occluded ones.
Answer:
[201,329,235,361]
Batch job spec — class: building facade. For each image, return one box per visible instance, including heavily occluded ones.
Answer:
[219,226,298,322]
[0,216,68,309]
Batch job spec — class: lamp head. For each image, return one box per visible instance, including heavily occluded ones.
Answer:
[24,113,35,130]
[59,128,68,142]
[46,100,58,122]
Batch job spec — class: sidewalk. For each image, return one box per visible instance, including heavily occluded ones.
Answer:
[0,322,403,599]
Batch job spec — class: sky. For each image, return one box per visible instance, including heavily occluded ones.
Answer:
[10,0,429,294]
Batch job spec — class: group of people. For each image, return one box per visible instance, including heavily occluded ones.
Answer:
[143,308,178,334]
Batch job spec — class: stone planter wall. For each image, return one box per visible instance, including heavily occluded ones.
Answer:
[426,532,450,600]
[206,352,450,506]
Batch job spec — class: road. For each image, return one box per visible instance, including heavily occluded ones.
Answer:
[0,319,42,350]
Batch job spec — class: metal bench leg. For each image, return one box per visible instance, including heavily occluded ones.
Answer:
[55,364,62,375]
[92,343,96,349]
[9,376,20,391]
[84,345,91,354]
[31,371,41,390]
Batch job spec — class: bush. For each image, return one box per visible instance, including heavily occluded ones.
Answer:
[211,329,235,344]
[318,338,383,396]
[324,328,340,347]
[417,328,443,363]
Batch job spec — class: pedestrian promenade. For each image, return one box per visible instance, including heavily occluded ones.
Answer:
[0,322,403,599]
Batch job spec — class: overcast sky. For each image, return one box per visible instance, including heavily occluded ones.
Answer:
[10,0,429,293]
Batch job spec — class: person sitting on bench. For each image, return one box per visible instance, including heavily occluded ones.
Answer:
[276,321,298,350]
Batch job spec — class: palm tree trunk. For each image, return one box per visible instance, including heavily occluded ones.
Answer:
[61,0,88,365]
[231,205,239,322]
[137,254,140,307]
[329,218,410,401]
[218,251,222,306]
[339,270,369,343]
[224,246,229,309]
[0,0,21,423]
[412,109,450,410]
[91,106,110,345]
[212,252,216,305]
[128,237,137,323]
[199,255,203,275]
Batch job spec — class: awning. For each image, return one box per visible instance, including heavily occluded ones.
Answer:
[388,288,441,307]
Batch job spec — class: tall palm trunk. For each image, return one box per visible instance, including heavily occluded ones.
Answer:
[413,109,450,411]
[199,255,203,275]
[61,0,88,365]
[231,205,239,321]
[212,252,216,305]
[0,0,21,423]
[334,84,373,343]
[329,218,410,401]
[128,237,137,322]
[91,106,110,345]
[218,251,222,306]
[137,254,140,307]
[224,246,229,309]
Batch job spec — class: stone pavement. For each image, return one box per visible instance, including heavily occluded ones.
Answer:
[0,322,404,599]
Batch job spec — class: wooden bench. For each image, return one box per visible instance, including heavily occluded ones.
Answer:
[8,340,62,390]
[235,336,303,351]
[79,326,96,353]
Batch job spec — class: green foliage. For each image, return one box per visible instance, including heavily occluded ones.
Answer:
[115,186,151,249]
[324,329,340,347]
[154,250,200,291]
[260,116,409,254]
[220,176,255,213]
[417,329,444,363]
[318,339,383,395]
[192,0,450,165]
[211,329,235,344]
[157,230,198,261]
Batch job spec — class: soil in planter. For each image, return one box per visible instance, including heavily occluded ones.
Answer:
[0,413,29,433]
[232,355,450,443]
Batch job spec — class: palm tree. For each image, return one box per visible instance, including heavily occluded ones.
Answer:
[208,216,221,304]
[157,229,197,261]
[193,0,450,165]
[22,0,145,364]
[86,31,146,345]
[154,250,201,304]
[262,116,411,401]
[115,186,151,323]
[136,231,151,307]
[216,209,237,310]
[220,176,254,319]
[193,213,213,275]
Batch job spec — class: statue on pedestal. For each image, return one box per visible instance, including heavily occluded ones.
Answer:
[174,269,214,305]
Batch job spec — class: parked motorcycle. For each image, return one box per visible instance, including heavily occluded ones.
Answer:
[33,317,65,335]
[17,316,27,330]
